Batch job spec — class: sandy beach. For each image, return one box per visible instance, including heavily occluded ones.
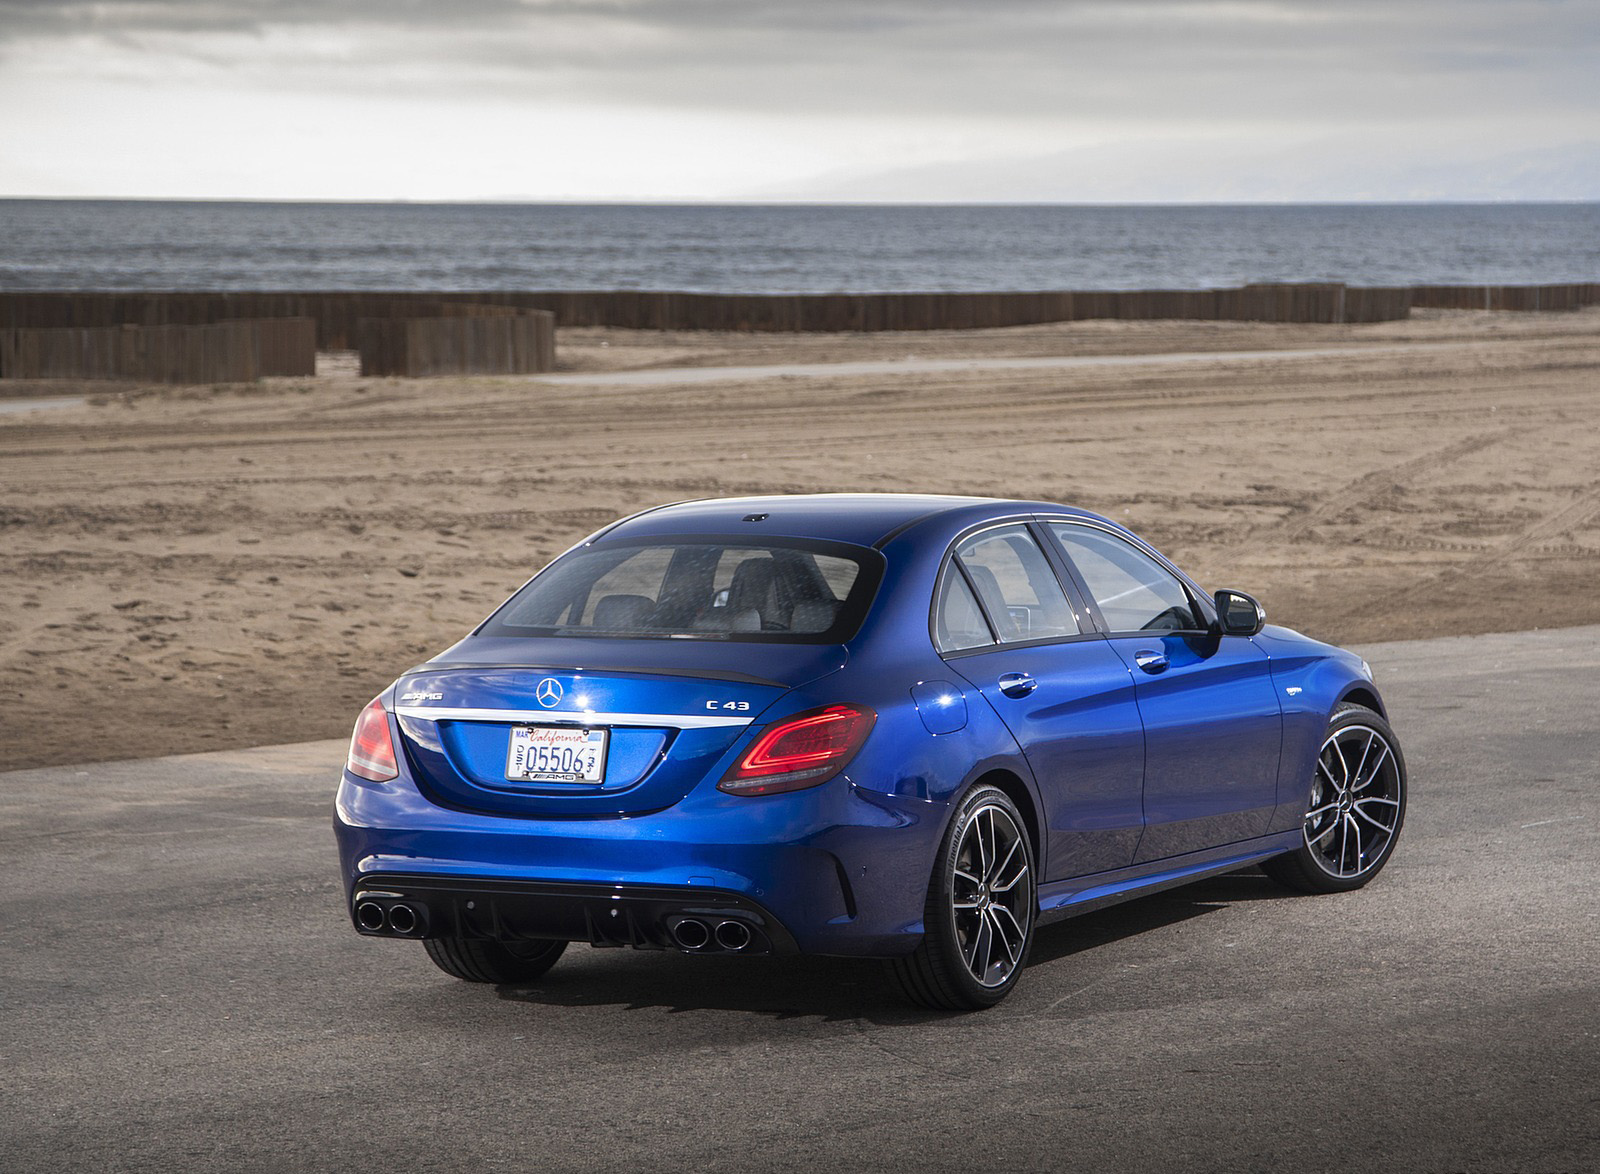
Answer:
[3,307,1598,771]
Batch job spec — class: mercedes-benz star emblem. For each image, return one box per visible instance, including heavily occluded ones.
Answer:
[535,677,563,708]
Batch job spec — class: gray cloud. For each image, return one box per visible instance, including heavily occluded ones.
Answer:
[4,0,1590,48]
[5,1,1597,118]
[4,0,1596,199]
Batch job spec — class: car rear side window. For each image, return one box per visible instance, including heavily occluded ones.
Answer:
[480,539,879,643]
[1049,523,1203,633]
[952,524,1079,643]
[934,562,994,652]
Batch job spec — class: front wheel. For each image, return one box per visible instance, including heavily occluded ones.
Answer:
[423,937,567,983]
[890,785,1037,1010]
[1264,703,1407,894]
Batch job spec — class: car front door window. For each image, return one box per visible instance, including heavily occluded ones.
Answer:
[1047,523,1200,633]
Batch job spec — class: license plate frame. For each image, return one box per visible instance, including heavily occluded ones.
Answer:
[504,725,609,784]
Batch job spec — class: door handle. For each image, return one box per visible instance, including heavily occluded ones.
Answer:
[998,672,1037,698]
[1133,649,1169,675]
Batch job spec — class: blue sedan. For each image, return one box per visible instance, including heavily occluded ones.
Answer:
[335,494,1406,1009]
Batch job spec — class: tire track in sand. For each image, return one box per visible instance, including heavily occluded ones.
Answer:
[1483,487,1600,563]
[1353,485,1600,623]
[1272,430,1517,543]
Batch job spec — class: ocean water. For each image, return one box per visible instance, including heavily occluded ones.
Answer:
[1,200,1596,292]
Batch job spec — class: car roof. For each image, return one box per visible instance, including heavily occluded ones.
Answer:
[600,493,1104,548]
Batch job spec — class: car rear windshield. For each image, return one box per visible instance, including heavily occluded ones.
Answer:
[478,537,884,643]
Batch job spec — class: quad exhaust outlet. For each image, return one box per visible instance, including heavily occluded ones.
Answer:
[714,920,752,951]
[671,918,711,950]
[354,899,422,936]
[669,916,757,953]
[355,887,773,954]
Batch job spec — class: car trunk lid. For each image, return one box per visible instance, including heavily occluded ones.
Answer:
[390,638,845,817]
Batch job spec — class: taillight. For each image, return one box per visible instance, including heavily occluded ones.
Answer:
[346,697,399,782]
[718,704,876,796]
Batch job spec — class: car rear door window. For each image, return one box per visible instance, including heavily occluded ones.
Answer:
[953,524,1079,643]
[1049,524,1202,633]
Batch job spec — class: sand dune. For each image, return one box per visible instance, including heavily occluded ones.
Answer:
[3,308,1598,770]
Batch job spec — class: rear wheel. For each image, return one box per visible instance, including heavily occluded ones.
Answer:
[891,784,1036,1011]
[1264,704,1407,894]
[423,937,567,983]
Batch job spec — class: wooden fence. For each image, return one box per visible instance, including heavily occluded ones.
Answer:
[0,283,1422,345]
[1408,283,1600,312]
[1,325,123,380]
[356,309,556,376]
[222,317,316,376]
[418,284,1415,330]
[0,318,316,382]
[1,283,1594,379]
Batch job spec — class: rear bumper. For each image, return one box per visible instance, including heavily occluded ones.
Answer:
[335,767,943,958]
[348,873,799,954]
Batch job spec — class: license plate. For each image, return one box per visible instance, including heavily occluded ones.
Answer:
[505,726,608,784]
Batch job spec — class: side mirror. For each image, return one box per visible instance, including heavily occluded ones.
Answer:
[1213,589,1265,637]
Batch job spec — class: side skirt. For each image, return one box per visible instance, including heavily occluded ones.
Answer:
[1036,830,1302,926]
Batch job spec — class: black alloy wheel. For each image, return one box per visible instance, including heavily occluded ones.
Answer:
[1265,703,1407,894]
[891,784,1037,1010]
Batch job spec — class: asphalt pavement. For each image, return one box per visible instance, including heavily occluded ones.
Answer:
[1,625,1596,1173]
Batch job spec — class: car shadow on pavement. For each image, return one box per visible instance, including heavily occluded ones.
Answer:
[490,869,1303,1022]
[1025,869,1302,969]
[493,950,916,1022]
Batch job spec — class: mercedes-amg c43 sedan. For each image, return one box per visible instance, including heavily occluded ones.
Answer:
[335,494,1406,1009]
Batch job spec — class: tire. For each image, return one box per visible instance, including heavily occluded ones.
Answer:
[423,937,568,984]
[1264,703,1407,894]
[890,784,1037,1011]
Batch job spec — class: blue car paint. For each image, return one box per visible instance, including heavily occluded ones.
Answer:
[1253,623,1384,832]
[909,680,968,735]
[946,636,1146,880]
[1107,629,1284,863]
[335,494,1380,959]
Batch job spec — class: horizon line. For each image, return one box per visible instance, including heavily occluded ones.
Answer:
[4,196,1600,209]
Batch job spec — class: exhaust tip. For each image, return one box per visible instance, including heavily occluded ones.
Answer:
[671,918,710,950]
[355,901,386,932]
[387,904,418,935]
[714,920,752,952]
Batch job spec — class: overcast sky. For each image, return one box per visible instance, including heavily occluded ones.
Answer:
[2,0,1597,202]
